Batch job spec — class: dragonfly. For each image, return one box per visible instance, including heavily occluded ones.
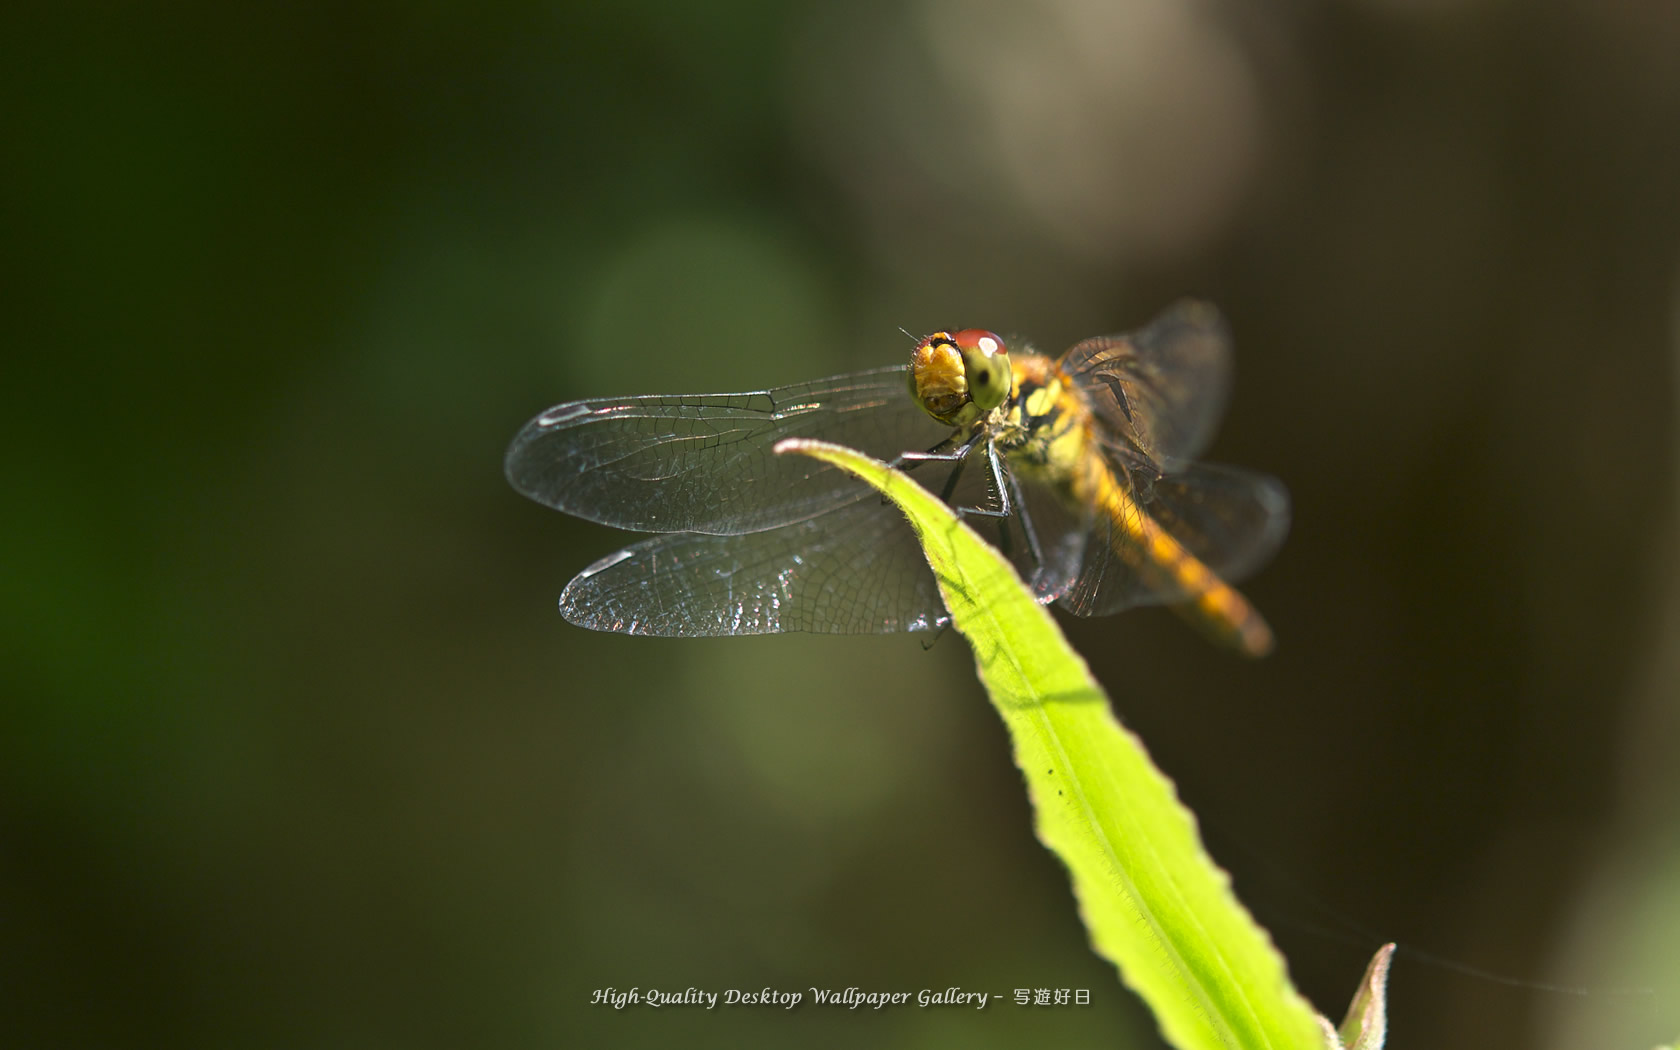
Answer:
[505,300,1289,655]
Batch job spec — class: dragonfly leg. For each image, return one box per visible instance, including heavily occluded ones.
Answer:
[886,434,970,506]
[986,441,1012,517]
[890,433,965,471]
[896,435,1023,565]
[908,436,1020,558]
[1006,467,1045,571]
[896,430,981,466]
[946,439,1011,520]
[919,616,954,650]
[978,441,1016,556]
[1001,469,1056,607]
[892,431,991,509]
[934,443,971,504]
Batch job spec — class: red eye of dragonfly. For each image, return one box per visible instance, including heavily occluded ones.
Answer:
[949,329,1011,414]
[951,329,1006,358]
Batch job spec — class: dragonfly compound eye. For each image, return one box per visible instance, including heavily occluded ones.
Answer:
[953,329,1012,412]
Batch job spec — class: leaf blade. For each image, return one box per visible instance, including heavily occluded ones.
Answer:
[776,438,1324,1050]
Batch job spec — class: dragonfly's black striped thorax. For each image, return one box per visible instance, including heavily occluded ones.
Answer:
[991,353,1091,483]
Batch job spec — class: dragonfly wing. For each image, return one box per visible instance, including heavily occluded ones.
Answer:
[1140,463,1291,583]
[505,366,951,535]
[1055,460,1290,617]
[558,493,949,635]
[1059,299,1232,471]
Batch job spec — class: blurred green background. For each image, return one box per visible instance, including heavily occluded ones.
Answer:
[4,1,1678,1047]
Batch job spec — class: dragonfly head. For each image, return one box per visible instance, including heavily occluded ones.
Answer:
[908,329,1013,427]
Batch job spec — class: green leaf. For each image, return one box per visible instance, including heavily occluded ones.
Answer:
[776,439,1326,1050]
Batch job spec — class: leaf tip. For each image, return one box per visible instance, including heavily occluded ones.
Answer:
[772,437,829,457]
[1335,942,1396,1050]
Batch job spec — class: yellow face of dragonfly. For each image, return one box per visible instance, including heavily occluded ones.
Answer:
[907,329,1013,428]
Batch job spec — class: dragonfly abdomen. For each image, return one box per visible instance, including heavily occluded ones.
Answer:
[1088,463,1276,658]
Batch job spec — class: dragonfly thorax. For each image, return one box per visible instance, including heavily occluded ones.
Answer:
[908,329,1012,428]
[995,354,1095,488]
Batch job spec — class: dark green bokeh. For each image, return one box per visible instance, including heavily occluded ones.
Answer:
[4,2,1677,1048]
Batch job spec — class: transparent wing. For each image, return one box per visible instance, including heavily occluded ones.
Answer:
[505,366,951,535]
[1055,460,1290,617]
[555,435,1083,636]
[1058,299,1232,472]
[558,493,949,635]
